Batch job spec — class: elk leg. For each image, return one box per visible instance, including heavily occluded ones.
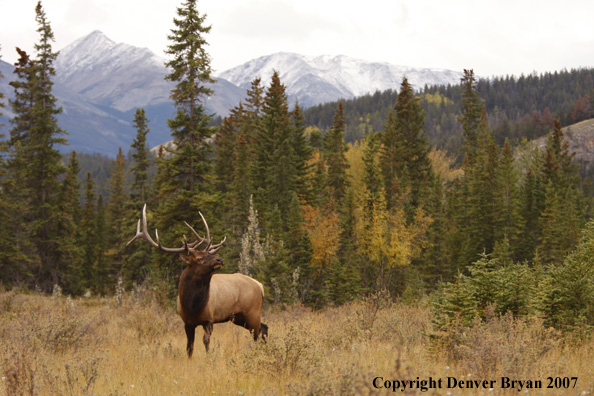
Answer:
[260,323,268,342]
[231,314,247,328]
[202,321,213,352]
[184,323,196,358]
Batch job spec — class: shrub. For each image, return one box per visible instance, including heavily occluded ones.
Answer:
[436,306,560,378]
[540,220,594,331]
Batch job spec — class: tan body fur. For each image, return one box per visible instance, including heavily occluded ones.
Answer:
[177,273,264,326]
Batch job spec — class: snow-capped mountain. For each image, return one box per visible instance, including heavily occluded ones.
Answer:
[218,52,463,107]
[1,31,465,156]
[56,30,171,112]
[56,30,244,115]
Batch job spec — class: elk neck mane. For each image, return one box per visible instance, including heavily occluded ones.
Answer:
[179,270,212,318]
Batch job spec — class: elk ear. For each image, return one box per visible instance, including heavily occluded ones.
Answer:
[179,252,192,265]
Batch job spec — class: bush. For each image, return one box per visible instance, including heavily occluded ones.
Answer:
[436,306,560,378]
[541,220,594,331]
[431,253,544,330]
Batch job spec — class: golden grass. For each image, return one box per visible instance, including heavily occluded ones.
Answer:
[1,291,593,395]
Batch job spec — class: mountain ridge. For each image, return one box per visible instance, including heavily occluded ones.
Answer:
[1,30,465,156]
[218,52,463,107]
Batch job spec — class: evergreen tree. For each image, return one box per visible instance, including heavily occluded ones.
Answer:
[458,69,484,164]
[56,151,83,292]
[542,220,594,330]
[380,77,432,214]
[251,71,297,219]
[330,187,362,304]
[6,3,67,289]
[106,148,127,280]
[284,192,313,302]
[161,0,216,218]
[214,105,242,194]
[95,194,109,294]
[156,0,218,276]
[494,139,523,258]
[0,52,37,285]
[538,120,584,265]
[129,108,151,206]
[291,102,314,202]
[125,109,153,286]
[79,172,97,293]
[323,102,350,203]
[459,115,501,266]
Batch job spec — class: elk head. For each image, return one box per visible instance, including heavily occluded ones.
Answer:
[126,204,227,272]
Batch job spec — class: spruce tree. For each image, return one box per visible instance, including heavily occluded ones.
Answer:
[214,105,242,194]
[125,109,153,286]
[458,69,484,164]
[494,139,522,258]
[0,50,35,285]
[537,120,584,264]
[106,148,127,280]
[291,102,313,202]
[156,0,218,273]
[323,103,350,204]
[251,71,297,220]
[56,151,83,293]
[380,77,432,214]
[6,3,67,289]
[161,0,216,226]
[79,173,97,293]
[129,108,151,206]
[95,194,109,294]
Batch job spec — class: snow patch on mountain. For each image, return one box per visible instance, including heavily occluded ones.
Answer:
[218,52,463,107]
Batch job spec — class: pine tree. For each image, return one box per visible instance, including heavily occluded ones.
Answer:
[380,77,432,213]
[251,71,297,220]
[458,69,485,164]
[284,192,313,302]
[323,102,350,203]
[106,148,127,280]
[542,220,594,329]
[214,104,242,194]
[129,108,151,206]
[125,109,153,287]
[156,0,218,271]
[330,187,361,304]
[537,120,584,265]
[6,3,67,289]
[161,0,216,224]
[56,151,83,293]
[79,172,97,293]
[95,194,109,294]
[291,103,314,202]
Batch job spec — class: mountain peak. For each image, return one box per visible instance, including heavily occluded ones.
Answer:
[218,52,463,107]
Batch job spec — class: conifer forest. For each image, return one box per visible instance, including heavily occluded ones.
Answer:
[2,0,594,340]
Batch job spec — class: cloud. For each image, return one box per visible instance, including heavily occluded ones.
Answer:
[218,0,342,42]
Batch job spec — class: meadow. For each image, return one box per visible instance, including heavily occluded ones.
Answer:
[1,290,593,396]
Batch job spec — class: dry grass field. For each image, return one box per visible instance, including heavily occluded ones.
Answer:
[1,290,593,396]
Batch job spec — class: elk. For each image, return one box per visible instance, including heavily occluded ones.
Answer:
[127,205,268,357]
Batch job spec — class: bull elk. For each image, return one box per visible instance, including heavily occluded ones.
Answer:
[127,205,268,357]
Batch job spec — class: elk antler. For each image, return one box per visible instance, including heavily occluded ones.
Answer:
[126,204,189,253]
[127,205,226,254]
[184,212,227,254]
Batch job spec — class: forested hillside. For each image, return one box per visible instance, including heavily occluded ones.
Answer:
[305,68,594,156]
[2,0,594,340]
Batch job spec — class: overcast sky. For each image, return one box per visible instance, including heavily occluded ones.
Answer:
[2,0,594,78]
